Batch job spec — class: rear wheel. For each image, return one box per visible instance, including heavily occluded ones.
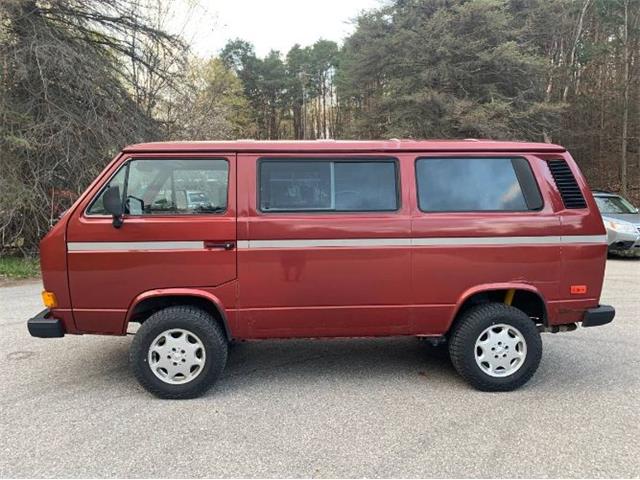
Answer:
[130,306,228,399]
[449,303,542,391]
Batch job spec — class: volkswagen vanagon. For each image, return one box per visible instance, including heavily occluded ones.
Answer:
[28,140,615,398]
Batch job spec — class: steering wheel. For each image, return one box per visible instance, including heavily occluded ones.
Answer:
[126,195,145,213]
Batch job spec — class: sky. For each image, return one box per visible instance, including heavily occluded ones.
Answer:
[169,0,384,58]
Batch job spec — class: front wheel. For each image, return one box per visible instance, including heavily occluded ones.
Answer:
[130,306,228,399]
[449,303,542,392]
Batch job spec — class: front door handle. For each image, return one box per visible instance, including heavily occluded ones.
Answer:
[204,241,235,250]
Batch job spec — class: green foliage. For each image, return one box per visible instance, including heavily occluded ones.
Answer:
[167,58,251,139]
[222,38,340,139]
[339,0,560,139]
[221,41,288,138]
[0,256,40,279]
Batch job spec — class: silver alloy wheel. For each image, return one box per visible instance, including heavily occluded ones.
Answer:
[474,323,527,378]
[148,329,206,385]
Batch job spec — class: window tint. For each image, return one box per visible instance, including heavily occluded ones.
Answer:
[259,159,398,212]
[416,157,542,212]
[88,159,228,215]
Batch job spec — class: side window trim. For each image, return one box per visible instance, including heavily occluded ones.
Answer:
[414,156,544,213]
[257,157,401,214]
[121,161,131,208]
[510,157,544,211]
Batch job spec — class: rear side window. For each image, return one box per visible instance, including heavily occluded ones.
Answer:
[259,159,399,212]
[88,159,229,215]
[416,157,543,212]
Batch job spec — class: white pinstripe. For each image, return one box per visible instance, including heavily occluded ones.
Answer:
[67,235,606,251]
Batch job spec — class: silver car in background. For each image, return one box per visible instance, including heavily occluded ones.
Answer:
[593,191,640,257]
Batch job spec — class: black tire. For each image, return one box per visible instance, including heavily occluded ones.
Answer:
[449,303,542,392]
[130,306,228,399]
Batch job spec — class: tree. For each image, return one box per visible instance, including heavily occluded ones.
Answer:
[165,58,251,140]
[338,0,562,140]
[307,40,340,138]
[285,44,312,139]
[0,0,184,252]
[221,40,289,139]
[620,0,630,196]
[222,39,340,140]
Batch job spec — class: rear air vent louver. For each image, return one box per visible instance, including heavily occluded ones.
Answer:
[547,160,587,209]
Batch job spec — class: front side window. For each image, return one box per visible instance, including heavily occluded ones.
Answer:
[416,157,542,212]
[88,159,229,215]
[259,159,398,212]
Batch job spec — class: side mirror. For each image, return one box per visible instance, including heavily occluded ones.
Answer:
[103,186,124,228]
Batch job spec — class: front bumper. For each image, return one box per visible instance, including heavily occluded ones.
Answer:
[609,240,637,251]
[607,228,640,251]
[582,305,615,327]
[28,309,65,338]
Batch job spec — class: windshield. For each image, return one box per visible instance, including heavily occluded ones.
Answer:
[595,195,638,214]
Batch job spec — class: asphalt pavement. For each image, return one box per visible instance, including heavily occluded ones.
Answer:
[0,259,638,478]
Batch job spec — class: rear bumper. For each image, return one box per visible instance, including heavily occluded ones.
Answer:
[28,309,65,338]
[582,305,615,327]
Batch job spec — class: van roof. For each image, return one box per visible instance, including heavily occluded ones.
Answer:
[123,139,566,154]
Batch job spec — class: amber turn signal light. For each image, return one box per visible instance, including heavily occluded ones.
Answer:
[41,291,58,309]
[570,285,587,295]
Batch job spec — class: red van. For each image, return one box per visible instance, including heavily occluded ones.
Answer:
[28,140,615,398]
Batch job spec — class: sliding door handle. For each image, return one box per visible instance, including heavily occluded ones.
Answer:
[204,241,236,250]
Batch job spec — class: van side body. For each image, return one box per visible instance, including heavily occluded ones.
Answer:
[28,140,614,395]
[32,140,611,339]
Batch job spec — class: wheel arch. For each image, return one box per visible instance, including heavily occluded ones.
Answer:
[448,283,549,334]
[124,288,232,340]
